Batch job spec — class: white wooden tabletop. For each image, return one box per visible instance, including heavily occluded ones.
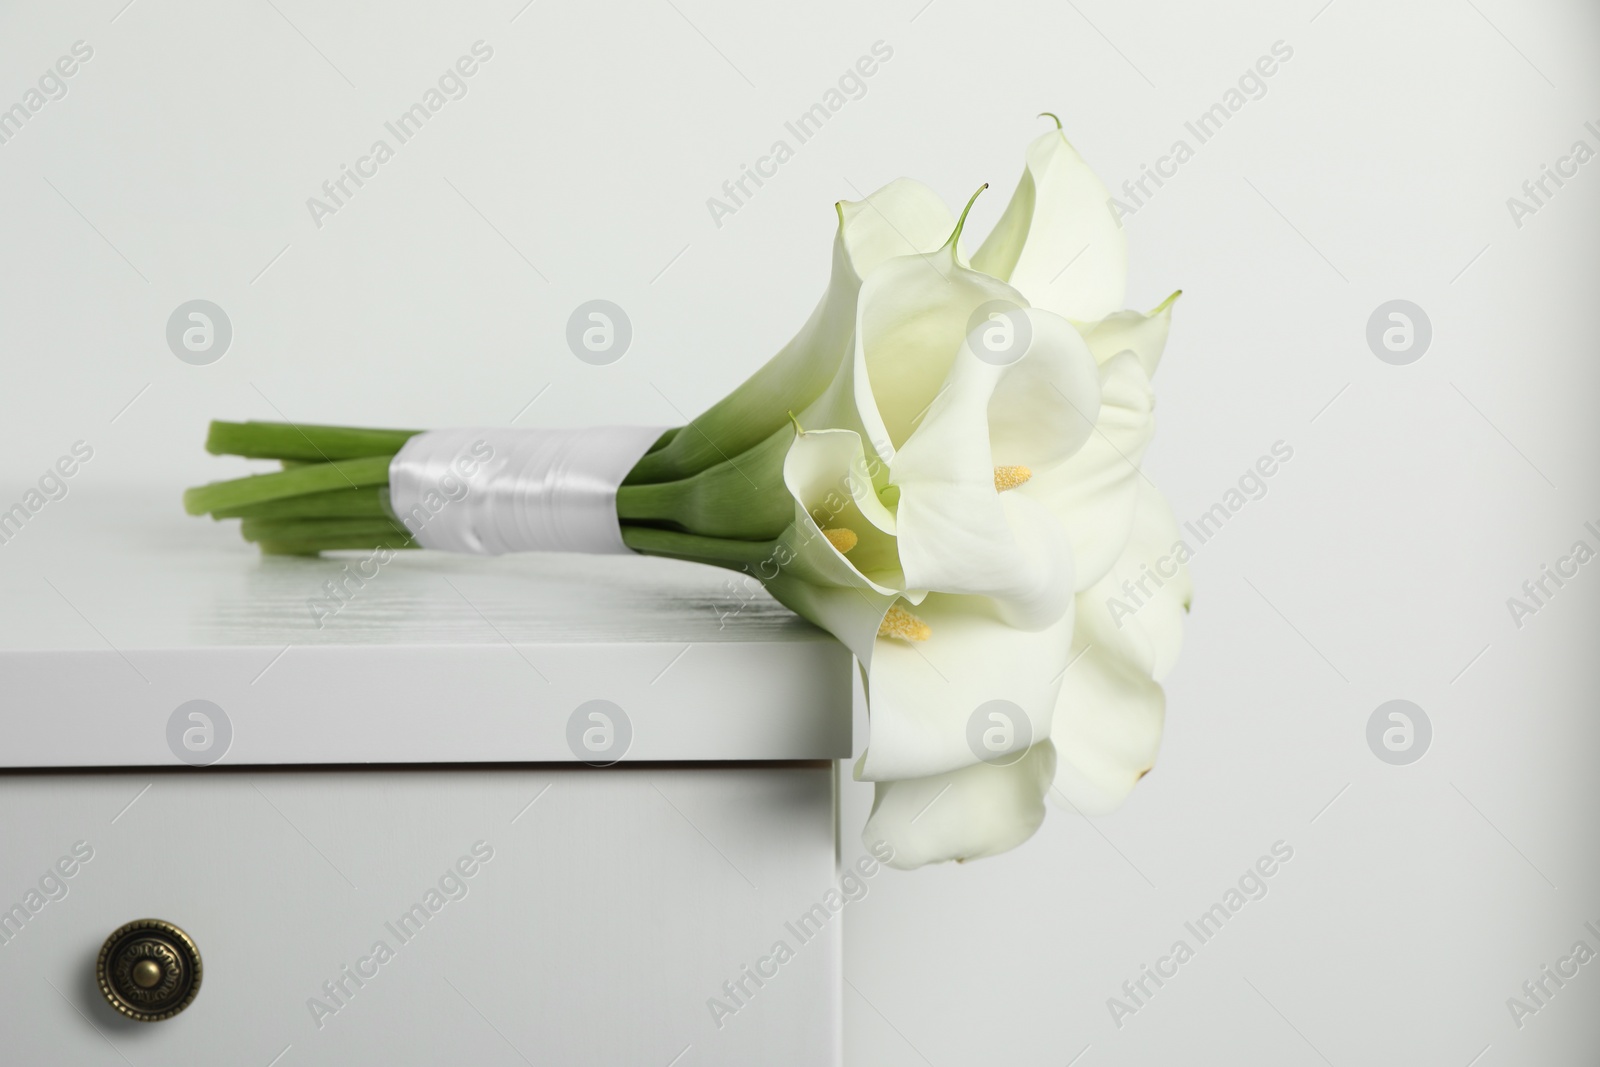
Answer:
[0,488,852,768]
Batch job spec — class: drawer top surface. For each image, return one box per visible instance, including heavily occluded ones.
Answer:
[1,488,817,650]
[0,489,852,768]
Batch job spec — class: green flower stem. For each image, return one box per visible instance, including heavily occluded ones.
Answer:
[624,399,780,486]
[205,420,419,462]
[210,487,389,520]
[620,527,774,570]
[259,537,418,555]
[615,425,793,540]
[183,455,393,516]
[239,517,411,544]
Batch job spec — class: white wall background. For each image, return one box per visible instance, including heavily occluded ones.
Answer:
[2,0,1597,1063]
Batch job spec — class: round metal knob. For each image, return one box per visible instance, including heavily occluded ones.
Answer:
[96,919,202,1022]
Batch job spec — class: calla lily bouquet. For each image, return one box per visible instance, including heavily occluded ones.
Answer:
[185,118,1190,870]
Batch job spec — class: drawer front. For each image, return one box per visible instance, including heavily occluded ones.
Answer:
[0,765,843,1066]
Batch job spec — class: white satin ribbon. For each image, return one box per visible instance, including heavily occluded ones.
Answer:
[387,426,665,555]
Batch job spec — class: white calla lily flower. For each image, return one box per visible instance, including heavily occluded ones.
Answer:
[1050,641,1165,817]
[1049,474,1189,818]
[1077,290,1180,377]
[855,593,1074,781]
[1024,351,1155,592]
[973,117,1128,322]
[762,421,1077,785]
[1080,478,1192,682]
[890,307,1097,623]
[760,426,913,662]
[863,741,1057,869]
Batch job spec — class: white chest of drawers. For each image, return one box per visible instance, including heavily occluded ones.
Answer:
[0,493,853,1066]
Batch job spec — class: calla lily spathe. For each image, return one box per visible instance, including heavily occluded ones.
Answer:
[863,741,1058,870]
[973,118,1129,323]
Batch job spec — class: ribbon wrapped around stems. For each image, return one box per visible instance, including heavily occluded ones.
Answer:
[387,426,666,556]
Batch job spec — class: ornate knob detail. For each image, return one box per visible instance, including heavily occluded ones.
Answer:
[96,919,202,1022]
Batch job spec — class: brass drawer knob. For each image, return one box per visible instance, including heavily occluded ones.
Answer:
[96,919,202,1022]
